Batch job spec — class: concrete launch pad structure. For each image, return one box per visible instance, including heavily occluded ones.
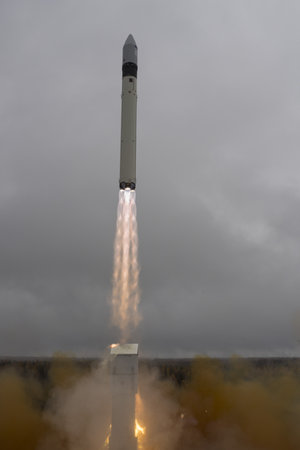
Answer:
[109,343,139,450]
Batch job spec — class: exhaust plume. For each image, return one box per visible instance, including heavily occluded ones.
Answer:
[111,189,141,342]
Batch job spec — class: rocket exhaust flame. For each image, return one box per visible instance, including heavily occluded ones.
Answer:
[111,189,141,342]
[104,419,145,449]
[135,420,145,438]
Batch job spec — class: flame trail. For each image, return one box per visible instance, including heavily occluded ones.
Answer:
[111,189,141,342]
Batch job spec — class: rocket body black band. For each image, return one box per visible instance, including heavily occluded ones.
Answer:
[122,62,137,78]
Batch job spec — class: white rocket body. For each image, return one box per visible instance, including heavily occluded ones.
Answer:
[119,35,138,190]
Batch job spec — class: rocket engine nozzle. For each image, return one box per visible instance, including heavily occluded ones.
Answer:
[120,181,136,191]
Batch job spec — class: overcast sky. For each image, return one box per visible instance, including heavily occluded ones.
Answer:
[0,0,299,357]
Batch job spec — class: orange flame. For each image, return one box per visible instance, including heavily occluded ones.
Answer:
[135,419,145,438]
[103,421,145,448]
[110,343,119,349]
[104,424,111,448]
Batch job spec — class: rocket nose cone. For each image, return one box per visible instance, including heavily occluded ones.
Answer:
[123,34,137,66]
[124,34,137,47]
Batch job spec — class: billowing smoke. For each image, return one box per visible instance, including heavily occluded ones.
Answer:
[111,189,141,342]
[0,369,46,450]
[39,360,111,450]
[0,355,112,450]
[178,357,300,450]
[0,356,300,449]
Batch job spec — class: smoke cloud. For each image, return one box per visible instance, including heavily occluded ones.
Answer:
[0,356,300,449]
[0,369,46,450]
[39,360,110,450]
[178,357,300,450]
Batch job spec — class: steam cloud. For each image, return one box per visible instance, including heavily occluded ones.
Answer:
[111,189,141,342]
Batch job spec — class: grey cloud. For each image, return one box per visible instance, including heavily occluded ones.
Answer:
[0,0,299,356]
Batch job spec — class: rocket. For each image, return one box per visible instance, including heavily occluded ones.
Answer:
[119,35,138,190]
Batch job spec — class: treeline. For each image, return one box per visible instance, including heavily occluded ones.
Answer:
[0,357,299,385]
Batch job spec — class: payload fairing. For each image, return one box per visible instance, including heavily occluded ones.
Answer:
[119,35,138,190]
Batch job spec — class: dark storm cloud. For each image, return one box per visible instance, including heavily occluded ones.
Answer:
[0,0,299,356]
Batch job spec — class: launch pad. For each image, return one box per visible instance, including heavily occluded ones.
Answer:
[109,343,139,450]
